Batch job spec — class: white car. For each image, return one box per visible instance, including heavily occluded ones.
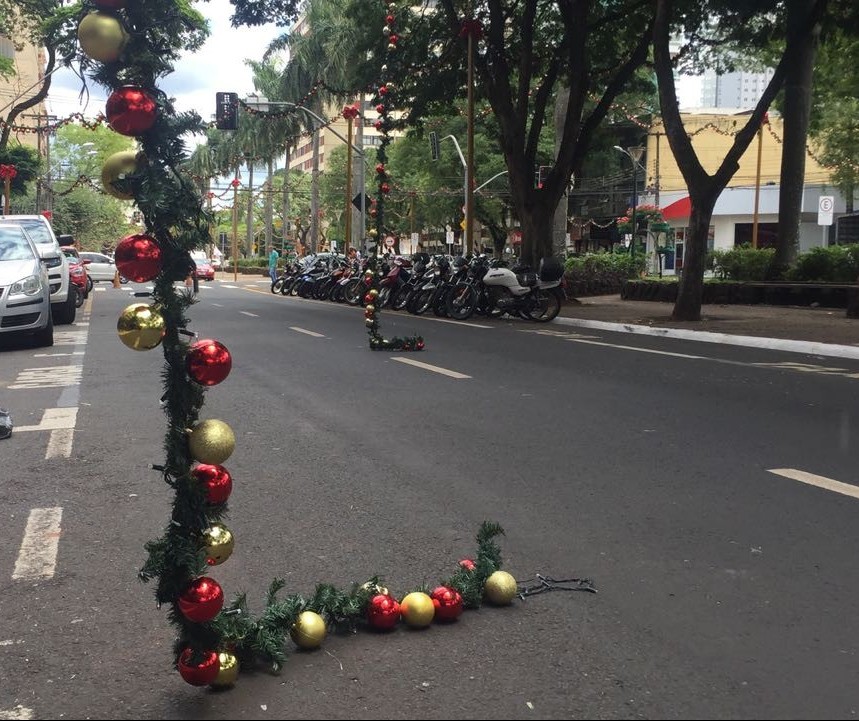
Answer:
[0,224,53,347]
[79,251,126,283]
[0,215,75,325]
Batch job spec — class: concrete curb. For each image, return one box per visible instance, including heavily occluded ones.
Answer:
[554,316,859,360]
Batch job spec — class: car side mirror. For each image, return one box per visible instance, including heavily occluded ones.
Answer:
[82,259,92,265]
[57,234,75,247]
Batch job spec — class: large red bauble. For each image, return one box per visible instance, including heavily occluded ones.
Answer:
[114,234,162,282]
[430,586,464,622]
[191,464,233,505]
[366,594,400,630]
[459,558,476,571]
[186,339,232,386]
[178,577,224,623]
[177,648,220,686]
[106,86,157,136]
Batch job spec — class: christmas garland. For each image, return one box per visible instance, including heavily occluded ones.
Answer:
[362,1,424,352]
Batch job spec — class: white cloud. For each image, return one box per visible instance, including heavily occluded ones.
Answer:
[47,0,287,126]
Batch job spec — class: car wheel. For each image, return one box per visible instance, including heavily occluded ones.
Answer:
[52,288,77,325]
[86,276,93,293]
[74,286,85,308]
[32,311,54,348]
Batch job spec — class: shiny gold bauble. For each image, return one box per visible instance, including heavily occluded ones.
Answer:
[188,419,236,465]
[368,228,378,237]
[368,289,379,299]
[78,11,128,63]
[291,611,326,649]
[484,570,518,606]
[202,523,234,566]
[399,592,435,628]
[210,651,239,688]
[361,581,390,597]
[117,303,165,350]
[101,150,140,199]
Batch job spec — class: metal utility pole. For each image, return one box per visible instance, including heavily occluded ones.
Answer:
[465,27,476,255]
[245,154,254,257]
[232,164,240,281]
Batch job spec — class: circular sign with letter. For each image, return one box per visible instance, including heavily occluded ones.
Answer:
[819,196,833,213]
[384,236,395,248]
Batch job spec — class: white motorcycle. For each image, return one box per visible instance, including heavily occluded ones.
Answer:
[480,256,565,322]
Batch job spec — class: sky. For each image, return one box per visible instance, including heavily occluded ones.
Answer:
[47,3,703,133]
[47,0,287,131]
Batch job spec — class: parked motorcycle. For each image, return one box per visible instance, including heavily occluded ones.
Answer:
[479,256,565,322]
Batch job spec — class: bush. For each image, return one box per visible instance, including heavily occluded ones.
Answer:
[563,252,646,295]
[788,245,859,283]
[710,246,776,281]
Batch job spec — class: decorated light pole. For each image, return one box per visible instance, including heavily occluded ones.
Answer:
[0,164,17,214]
[343,104,360,255]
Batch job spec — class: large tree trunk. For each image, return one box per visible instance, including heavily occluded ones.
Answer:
[517,201,555,268]
[673,194,717,320]
[775,0,822,273]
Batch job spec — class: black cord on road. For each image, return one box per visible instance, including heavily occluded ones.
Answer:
[517,573,597,600]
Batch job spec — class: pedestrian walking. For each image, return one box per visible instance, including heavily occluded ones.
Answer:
[269,247,279,283]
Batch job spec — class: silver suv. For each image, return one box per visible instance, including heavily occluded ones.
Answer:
[0,215,76,324]
[0,224,53,346]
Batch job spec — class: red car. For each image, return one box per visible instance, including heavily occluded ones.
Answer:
[61,247,89,307]
[194,258,215,281]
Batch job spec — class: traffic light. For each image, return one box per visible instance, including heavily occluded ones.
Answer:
[536,165,552,189]
[429,131,440,161]
[215,92,238,130]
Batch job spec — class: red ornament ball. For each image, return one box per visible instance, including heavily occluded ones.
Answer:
[191,464,233,505]
[106,86,157,136]
[177,648,220,686]
[178,577,224,623]
[386,14,395,23]
[379,85,388,96]
[366,593,400,630]
[416,340,425,351]
[376,163,386,174]
[186,338,232,386]
[370,208,378,217]
[430,585,464,621]
[376,103,385,114]
[374,119,383,130]
[381,183,391,194]
[389,34,399,44]
[114,234,162,283]
[459,558,476,571]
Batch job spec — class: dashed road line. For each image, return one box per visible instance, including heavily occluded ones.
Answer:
[12,507,63,581]
[391,357,471,379]
[768,468,859,501]
[15,407,78,432]
[45,429,75,459]
[289,327,326,338]
[239,311,259,317]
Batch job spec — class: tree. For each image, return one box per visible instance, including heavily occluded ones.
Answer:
[653,0,827,321]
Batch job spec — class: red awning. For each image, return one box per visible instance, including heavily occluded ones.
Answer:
[661,196,691,220]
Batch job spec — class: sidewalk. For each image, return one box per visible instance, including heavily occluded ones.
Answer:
[557,294,859,358]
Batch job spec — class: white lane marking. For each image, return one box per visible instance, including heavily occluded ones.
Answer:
[768,468,859,501]
[567,338,705,360]
[407,316,492,328]
[33,351,85,358]
[222,285,240,289]
[289,326,326,338]
[52,331,87,346]
[0,707,34,720]
[12,508,63,581]
[46,429,75,459]
[391,357,471,379]
[239,311,259,317]
[525,329,600,339]
[753,361,859,380]
[9,365,81,390]
[15,407,78,432]
[94,286,106,292]
[211,303,223,307]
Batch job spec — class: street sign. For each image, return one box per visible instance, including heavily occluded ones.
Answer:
[446,231,454,245]
[384,236,395,248]
[818,195,834,226]
[215,92,238,130]
[352,193,371,211]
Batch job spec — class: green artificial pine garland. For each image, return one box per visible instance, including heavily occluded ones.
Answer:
[76,0,507,689]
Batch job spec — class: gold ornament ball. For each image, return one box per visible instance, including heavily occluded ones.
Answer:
[116,303,165,351]
[78,11,128,63]
[361,581,390,597]
[202,523,234,566]
[291,611,326,649]
[101,150,140,199]
[484,570,518,606]
[188,419,236,465]
[368,228,378,237]
[210,651,239,688]
[368,289,379,299]
[399,592,435,628]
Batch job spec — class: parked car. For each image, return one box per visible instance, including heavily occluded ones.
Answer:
[61,247,89,305]
[0,215,75,325]
[194,258,215,281]
[79,251,127,284]
[0,224,53,347]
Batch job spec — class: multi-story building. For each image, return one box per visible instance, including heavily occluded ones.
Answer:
[0,32,46,152]
[700,67,776,109]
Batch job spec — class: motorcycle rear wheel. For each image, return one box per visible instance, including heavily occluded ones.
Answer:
[525,290,561,322]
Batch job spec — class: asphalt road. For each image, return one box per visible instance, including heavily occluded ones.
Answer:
[1,278,858,720]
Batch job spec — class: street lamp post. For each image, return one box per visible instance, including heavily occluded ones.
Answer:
[614,145,645,258]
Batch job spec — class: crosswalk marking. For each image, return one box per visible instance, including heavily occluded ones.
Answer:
[290,326,325,338]
[8,366,82,390]
[0,706,34,719]
[15,407,78,432]
[52,331,87,346]
[12,507,63,581]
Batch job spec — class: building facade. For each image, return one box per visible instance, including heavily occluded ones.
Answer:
[0,32,46,152]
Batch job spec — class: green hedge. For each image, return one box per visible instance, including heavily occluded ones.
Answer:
[709,246,777,281]
[788,245,859,283]
[564,252,646,280]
